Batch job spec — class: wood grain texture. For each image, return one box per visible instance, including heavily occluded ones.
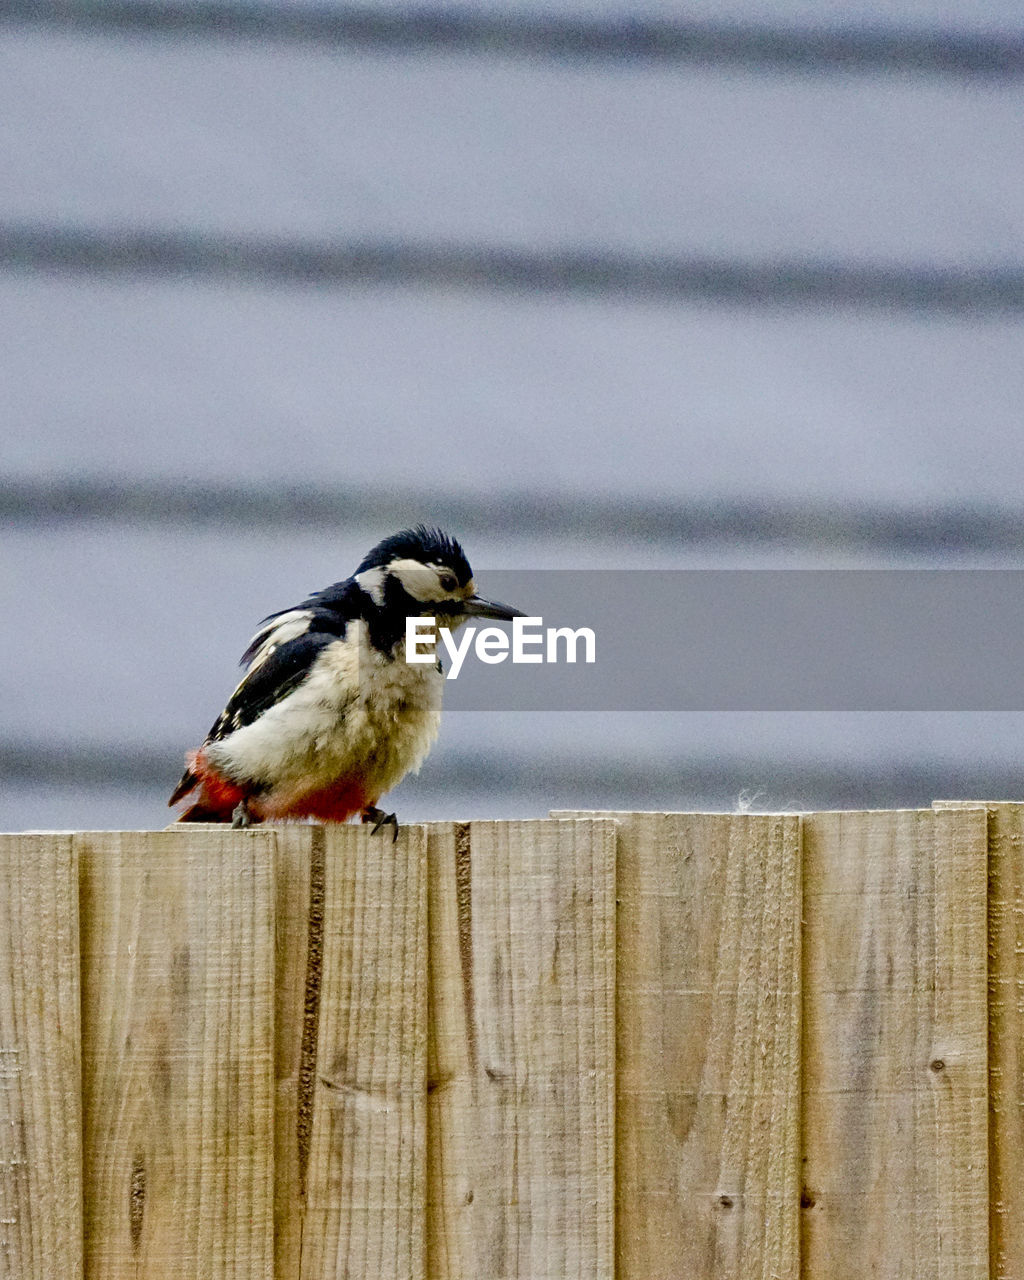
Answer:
[984,802,1024,1280]
[77,828,276,1279]
[802,809,989,1280]
[932,806,990,1278]
[426,819,616,1280]
[557,811,801,1280]
[0,807,997,1280]
[269,825,321,1280]
[0,834,82,1280]
[300,823,428,1280]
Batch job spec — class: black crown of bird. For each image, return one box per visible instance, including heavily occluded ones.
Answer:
[169,526,523,835]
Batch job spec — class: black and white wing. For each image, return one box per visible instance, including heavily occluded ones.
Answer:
[168,607,346,804]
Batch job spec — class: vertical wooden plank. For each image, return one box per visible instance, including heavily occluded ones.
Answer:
[985,802,1024,1280]
[424,821,476,1280]
[78,828,276,1279]
[557,811,801,1280]
[426,818,616,1280]
[270,825,322,1280]
[300,823,427,1280]
[802,808,988,1280]
[0,834,82,1280]
[932,806,990,1277]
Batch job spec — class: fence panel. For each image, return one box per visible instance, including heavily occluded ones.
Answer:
[0,805,1013,1277]
[801,809,989,1279]
[77,828,277,1280]
[557,810,802,1280]
[299,823,428,1280]
[426,819,616,1280]
[0,833,82,1280]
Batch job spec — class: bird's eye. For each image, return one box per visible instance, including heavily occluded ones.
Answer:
[440,573,457,593]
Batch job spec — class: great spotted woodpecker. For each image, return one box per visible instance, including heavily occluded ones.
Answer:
[169,526,523,834]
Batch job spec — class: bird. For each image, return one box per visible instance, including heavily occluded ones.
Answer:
[168,525,523,834]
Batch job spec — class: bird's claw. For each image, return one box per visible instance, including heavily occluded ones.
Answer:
[362,806,399,842]
[231,800,252,829]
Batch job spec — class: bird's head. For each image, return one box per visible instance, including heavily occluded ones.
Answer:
[355,525,524,628]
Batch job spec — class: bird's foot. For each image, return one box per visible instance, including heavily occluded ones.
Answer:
[361,806,399,843]
[231,800,253,829]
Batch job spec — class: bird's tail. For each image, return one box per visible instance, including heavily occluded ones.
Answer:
[168,750,245,823]
[168,756,199,808]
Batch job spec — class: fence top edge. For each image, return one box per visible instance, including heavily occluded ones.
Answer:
[5,801,1024,839]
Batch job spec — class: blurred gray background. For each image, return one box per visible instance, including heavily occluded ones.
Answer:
[3,0,1024,830]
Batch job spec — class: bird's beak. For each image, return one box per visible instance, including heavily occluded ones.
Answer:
[460,594,526,622]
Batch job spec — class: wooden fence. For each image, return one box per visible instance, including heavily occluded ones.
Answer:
[0,804,1019,1278]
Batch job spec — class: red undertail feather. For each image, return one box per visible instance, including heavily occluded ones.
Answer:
[170,749,246,824]
[264,777,370,824]
[169,749,371,824]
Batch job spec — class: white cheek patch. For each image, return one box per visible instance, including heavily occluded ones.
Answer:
[389,558,447,603]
